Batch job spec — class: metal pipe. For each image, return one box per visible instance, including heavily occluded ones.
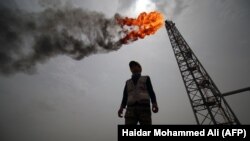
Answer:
[222,87,250,97]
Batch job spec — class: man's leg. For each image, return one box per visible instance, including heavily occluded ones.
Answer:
[125,107,138,125]
[138,106,152,125]
[125,117,138,125]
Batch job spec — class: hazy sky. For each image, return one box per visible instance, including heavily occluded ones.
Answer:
[0,0,250,141]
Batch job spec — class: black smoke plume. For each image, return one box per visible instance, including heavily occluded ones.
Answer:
[0,6,123,75]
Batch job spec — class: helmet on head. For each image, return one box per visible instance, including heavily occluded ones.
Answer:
[129,61,141,69]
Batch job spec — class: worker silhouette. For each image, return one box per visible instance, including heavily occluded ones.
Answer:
[118,61,158,125]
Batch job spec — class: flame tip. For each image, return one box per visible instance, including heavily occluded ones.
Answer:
[118,11,164,44]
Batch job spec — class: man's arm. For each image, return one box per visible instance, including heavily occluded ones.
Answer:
[146,76,159,113]
[146,76,157,104]
[121,84,128,108]
[118,83,127,118]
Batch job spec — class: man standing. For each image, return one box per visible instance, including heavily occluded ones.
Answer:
[118,61,159,125]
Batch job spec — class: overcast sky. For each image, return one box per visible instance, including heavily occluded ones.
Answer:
[0,0,250,141]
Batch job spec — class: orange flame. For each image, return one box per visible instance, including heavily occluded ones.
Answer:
[118,11,164,44]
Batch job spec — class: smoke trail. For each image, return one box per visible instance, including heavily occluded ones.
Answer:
[0,7,123,75]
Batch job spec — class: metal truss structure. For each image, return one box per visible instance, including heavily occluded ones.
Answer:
[165,20,240,125]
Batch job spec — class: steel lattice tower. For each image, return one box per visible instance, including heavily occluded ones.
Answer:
[165,20,240,125]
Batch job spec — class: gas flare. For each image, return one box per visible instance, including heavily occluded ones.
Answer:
[117,11,164,43]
